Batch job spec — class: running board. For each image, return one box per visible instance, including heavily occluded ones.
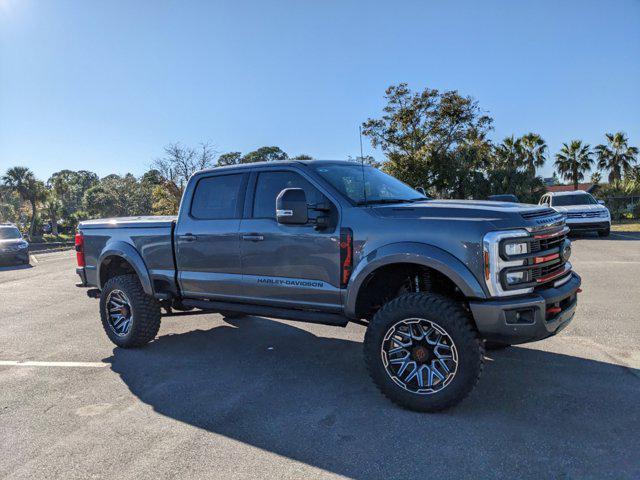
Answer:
[180,299,349,327]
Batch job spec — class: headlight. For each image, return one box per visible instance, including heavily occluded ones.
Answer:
[483,229,534,297]
[18,242,28,249]
[504,241,529,256]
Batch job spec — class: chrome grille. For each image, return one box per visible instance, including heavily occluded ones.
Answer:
[521,208,556,220]
[565,211,601,218]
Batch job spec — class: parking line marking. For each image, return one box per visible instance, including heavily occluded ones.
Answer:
[0,360,109,368]
[30,254,38,264]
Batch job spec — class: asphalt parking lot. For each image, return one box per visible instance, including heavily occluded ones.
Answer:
[1,233,639,479]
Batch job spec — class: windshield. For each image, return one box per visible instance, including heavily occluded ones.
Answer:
[551,194,597,206]
[0,227,22,240]
[313,164,427,205]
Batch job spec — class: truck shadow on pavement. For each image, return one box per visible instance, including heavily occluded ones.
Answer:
[570,231,640,241]
[0,263,32,272]
[106,316,639,479]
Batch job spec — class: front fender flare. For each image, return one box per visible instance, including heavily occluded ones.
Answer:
[344,242,487,318]
[97,241,153,296]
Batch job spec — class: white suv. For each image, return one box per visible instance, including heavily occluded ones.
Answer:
[539,190,611,237]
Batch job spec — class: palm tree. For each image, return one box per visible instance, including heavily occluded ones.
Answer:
[520,133,547,176]
[44,190,62,236]
[1,166,45,238]
[595,132,639,184]
[554,141,594,190]
[493,136,524,192]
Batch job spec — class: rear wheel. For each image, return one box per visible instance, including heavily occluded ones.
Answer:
[364,293,483,412]
[100,274,161,348]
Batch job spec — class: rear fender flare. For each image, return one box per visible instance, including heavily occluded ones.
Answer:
[344,242,487,318]
[97,241,153,296]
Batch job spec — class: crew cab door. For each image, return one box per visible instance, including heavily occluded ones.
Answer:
[175,171,249,299]
[239,168,342,311]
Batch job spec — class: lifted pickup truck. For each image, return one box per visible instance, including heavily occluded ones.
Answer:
[76,160,581,412]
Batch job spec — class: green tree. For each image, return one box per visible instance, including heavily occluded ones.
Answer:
[43,191,63,235]
[595,132,638,184]
[83,174,153,218]
[590,171,602,185]
[48,170,99,227]
[362,83,493,195]
[554,141,594,190]
[292,154,313,160]
[520,133,547,176]
[151,184,180,215]
[2,167,46,237]
[0,186,22,225]
[217,152,242,166]
[493,136,523,190]
[241,146,288,163]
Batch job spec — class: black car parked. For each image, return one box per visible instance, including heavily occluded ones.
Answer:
[0,224,30,265]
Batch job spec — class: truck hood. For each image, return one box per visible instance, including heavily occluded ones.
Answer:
[551,204,608,214]
[372,199,546,221]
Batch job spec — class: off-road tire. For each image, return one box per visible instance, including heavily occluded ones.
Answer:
[484,340,511,350]
[598,228,610,237]
[100,274,161,348]
[364,293,484,412]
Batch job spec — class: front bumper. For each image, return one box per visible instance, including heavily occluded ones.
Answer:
[565,219,610,231]
[469,272,581,345]
[0,249,29,264]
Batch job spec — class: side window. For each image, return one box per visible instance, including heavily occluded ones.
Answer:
[253,171,326,219]
[191,174,245,219]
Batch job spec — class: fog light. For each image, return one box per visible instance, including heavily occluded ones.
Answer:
[505,271,526,285]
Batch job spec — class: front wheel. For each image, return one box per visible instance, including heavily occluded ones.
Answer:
[598,227,610,237]
[100,274,161,348]
[364,293,484,412]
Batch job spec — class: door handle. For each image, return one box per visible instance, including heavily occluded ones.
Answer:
[179,234,198,242]
[242,234,264,242]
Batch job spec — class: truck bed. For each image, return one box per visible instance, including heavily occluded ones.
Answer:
[79,216,177,229]
[78,216,178,296]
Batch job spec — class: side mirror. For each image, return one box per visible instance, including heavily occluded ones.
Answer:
[597,199,605,205]
[276,188,308,225]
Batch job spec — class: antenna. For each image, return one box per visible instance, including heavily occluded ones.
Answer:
[359,125,368,205]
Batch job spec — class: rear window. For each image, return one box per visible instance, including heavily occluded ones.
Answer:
[190,174,246,219]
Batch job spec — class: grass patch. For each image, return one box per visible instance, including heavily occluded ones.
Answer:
[31,233,74,243]
[611,220,640,232]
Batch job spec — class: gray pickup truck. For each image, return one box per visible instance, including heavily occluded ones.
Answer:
[75,160,581,411]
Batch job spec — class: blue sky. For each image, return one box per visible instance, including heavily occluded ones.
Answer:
[1,0,639,181]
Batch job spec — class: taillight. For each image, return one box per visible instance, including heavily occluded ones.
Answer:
[340,228,353,288]
[75,232,85,267]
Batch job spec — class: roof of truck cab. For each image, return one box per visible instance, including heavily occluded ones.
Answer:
[197,159,361,174]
